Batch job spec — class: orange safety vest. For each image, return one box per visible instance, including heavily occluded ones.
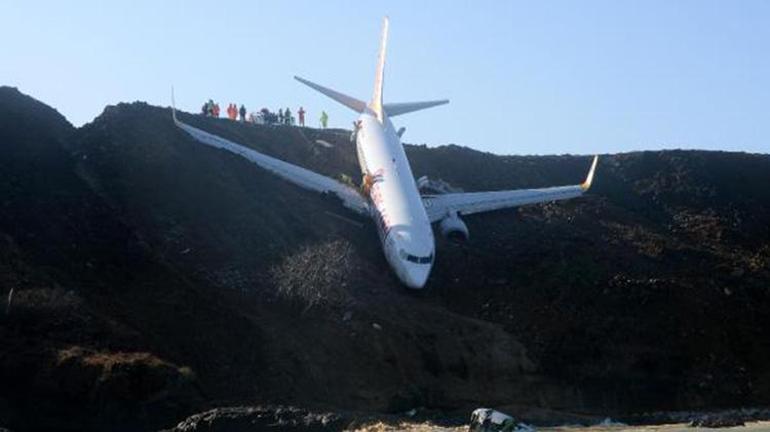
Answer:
[361,173,374,195]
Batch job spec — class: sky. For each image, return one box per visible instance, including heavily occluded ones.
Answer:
[2,1,768,155]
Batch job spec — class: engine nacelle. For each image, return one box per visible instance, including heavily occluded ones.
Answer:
[439,212,469,242]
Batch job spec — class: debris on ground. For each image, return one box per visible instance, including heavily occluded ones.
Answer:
[469,408,534,432]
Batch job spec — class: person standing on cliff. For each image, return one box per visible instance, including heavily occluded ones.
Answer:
[320,110,328,128]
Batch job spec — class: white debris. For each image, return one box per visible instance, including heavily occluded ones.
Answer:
[470,408,534,432]
[597,417,626,426]
[372,323,382,331]
[315,139,334,148]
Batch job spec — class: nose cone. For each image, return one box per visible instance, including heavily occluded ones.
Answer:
[401,263,431,289]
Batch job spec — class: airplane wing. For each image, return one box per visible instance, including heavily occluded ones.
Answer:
[172,112,370,216]
[422,156,598,222]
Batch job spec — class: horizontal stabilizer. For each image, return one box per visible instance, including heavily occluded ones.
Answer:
[384,100,449,117]
[294,76,367,113]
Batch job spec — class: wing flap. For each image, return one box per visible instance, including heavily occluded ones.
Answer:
[423,156,598,222]
[174,118,370,215]
[424,185,584,222]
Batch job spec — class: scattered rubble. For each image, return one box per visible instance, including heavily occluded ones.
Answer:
[167,406,347,432]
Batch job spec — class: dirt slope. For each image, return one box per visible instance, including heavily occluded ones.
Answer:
[0,88,769,431]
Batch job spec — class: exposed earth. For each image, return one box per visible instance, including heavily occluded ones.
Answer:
[0,86,768,431]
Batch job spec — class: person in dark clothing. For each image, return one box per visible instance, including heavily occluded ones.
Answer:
[239,105,246,122]
[284,107,292,125]
[202,103,208,116]
[260,108,270,124]
[278,108,284,124]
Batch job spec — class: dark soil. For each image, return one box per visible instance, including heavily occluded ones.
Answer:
[0,86,768,431]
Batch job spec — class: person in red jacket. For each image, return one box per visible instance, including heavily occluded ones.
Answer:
[298,106,306,127]
[212,103,220,118]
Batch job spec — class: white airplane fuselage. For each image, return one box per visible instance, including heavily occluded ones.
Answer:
[355,112,435,288]
[172,17,598,290]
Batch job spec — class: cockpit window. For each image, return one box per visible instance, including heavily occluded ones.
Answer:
[399,249,433,265]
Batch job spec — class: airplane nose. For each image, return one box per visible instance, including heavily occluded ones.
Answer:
[402,263,431,289]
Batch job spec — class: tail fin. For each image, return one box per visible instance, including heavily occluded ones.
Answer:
[370,16,389,122]
[295,17,446,121]
[294,76,367,113]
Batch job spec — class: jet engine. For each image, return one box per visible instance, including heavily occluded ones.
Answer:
[439,211,469,242]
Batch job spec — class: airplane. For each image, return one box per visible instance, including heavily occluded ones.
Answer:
[171,17,598,289]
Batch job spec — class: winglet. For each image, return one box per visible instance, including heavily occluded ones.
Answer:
[171,86,179,125]
[580,155,599,191]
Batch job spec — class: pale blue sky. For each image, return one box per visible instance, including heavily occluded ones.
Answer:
[3,1,768,155]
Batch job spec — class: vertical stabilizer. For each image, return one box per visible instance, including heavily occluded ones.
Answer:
[370,16,389,122]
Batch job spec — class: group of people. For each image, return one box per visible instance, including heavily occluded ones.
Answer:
[201,99,220,117]
[278,107,299,126]
[226,103,247,121]
[200,99,329,129]
[202,100,247,121]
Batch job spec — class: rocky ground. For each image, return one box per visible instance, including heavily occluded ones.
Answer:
[350,422,770,432]
[0,86,769,431]
[351,423,770,432]
[161,406,770,431]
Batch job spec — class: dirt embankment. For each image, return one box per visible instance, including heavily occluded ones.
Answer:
[0,87,769,431]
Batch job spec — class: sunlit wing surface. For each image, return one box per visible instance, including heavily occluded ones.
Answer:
[422,156,598,222]
[293,76,368,114]
[173,118,370,216]
[384,100,449,117]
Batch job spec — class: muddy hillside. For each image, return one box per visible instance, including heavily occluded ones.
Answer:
[0,87,768,431]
